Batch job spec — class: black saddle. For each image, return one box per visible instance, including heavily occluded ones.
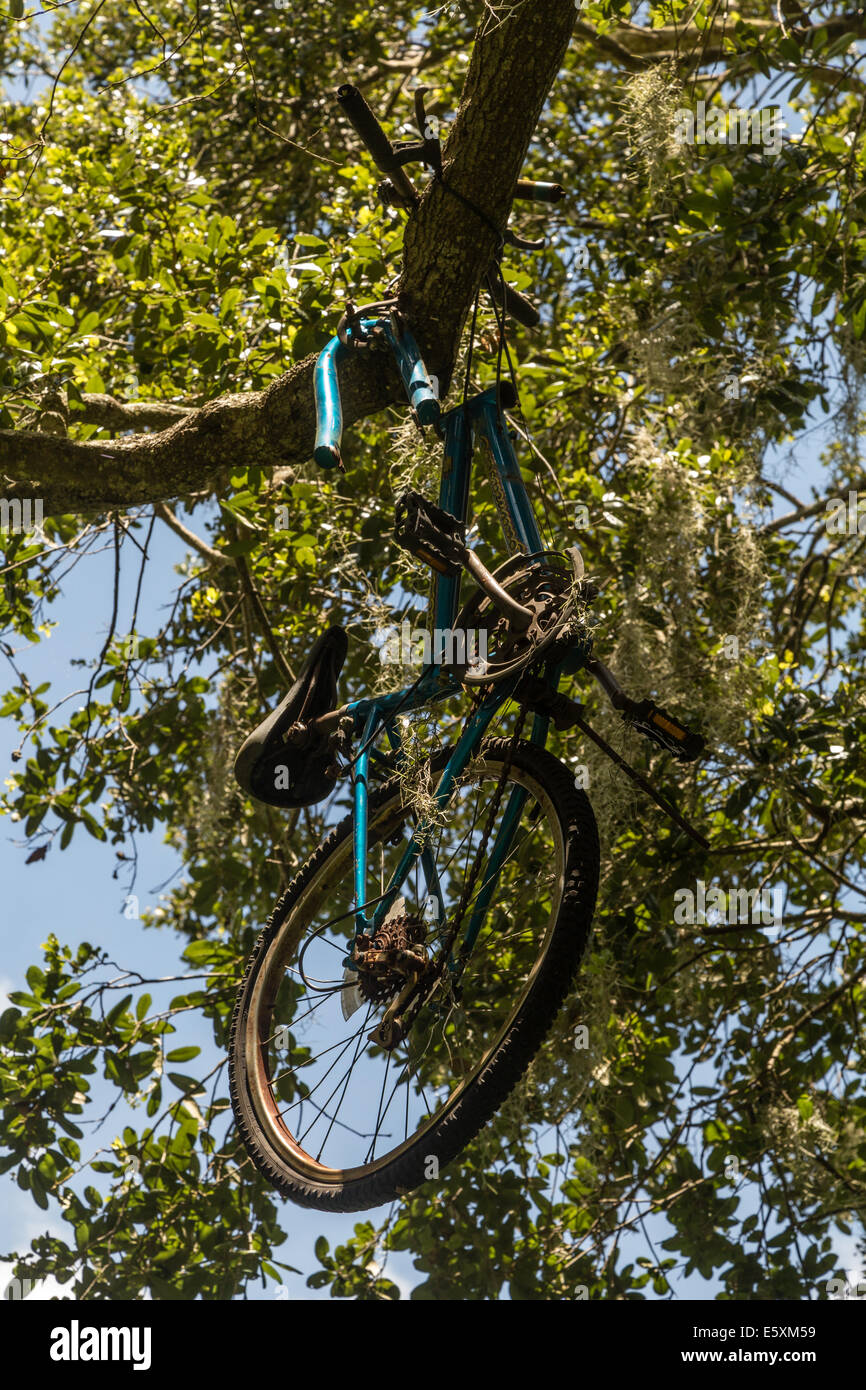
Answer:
[233,626,349,808]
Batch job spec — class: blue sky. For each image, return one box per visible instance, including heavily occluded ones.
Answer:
[0,507,423,1300]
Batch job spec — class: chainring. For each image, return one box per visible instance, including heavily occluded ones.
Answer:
[454,548,590,686]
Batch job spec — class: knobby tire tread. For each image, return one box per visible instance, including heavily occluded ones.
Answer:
[229,738,599,1212]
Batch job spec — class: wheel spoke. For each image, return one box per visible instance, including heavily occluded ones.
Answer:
[313,1002,376,1158]
[232,742,580,1189]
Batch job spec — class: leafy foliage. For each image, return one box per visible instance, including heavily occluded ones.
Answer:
[1,0,865,1299]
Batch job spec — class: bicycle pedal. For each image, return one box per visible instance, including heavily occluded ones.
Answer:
[625,699,705,762]
[394,490,467,577]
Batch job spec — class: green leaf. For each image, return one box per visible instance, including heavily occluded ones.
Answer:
[183,940,219,965]
[291,324,330,360]
[220,287,241,317]
[314,1235,330,1263]
[105,994,133,1027]
[710,164,734,209]
[0,1007,21,1039]
[167,1072,205,1094]
[26,965,45,994]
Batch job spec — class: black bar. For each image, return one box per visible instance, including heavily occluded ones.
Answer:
[487,274,540,329]
[514,179,565,203]
[504,229,546,251]
[336,84,417,206]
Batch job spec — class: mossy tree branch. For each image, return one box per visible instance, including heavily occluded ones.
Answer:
[0,0,577,519]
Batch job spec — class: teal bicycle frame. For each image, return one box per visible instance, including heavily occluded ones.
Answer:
[313,320,591,962]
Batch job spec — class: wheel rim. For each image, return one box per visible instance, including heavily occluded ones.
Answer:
[242,752,570,1184]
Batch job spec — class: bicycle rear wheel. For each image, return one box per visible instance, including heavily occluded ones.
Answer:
[229,737,599,1212]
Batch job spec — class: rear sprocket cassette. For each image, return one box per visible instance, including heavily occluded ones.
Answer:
[354,913,427,1004]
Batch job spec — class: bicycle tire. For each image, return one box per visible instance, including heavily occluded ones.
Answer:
[229,736,599,1212]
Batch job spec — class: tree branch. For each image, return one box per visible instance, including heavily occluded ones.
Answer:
[0,0,578,519]
[573,10,866,76]
[75,394,194,430]
[153,501,228,566]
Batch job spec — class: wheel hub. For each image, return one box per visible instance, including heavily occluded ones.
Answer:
[353,912,428,1005]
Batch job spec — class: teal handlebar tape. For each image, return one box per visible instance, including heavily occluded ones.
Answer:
[312,317,440,470]
[383,321,440,427]
[313,335,347,469]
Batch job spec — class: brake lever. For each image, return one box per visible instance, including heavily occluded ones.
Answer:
[336,297,398,347]
[413,86,443,175]
[376,86,442,179]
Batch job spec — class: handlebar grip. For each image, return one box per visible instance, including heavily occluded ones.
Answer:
[336,84,396,170]
[514,180,565,203]
[313,336,347,470]
[336,84,417,206]
[487,274,540,329]
[313,319,440,472]
[383,321,440,427]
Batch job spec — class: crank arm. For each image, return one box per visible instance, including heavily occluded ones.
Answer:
[463,550,533,631]
[394,490,534,630]
[515,673,710,850]
[587,658,705,762]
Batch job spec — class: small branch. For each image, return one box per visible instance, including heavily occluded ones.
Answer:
[75,394,195,430]
[153,501,229,567]
[762,494,845,535]
[234,553,294,687]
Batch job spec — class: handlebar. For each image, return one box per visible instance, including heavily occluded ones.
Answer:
[313,317,440,470]
[313,336,348,470]
[336,84,417,208]
[514,180,565,203]
[486,273,541,329]
[335,82,563,330]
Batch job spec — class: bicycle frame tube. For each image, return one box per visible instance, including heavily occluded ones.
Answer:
[352,705,378,932]
[344,383,561,952]
[350,680,516,935]
[315,291,567,948]
[430,389,545,627]
[470,391,545,555]
[384,720,446,927]
[345,677,456,934]
[438,387,553,737]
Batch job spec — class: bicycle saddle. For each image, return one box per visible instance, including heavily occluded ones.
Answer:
[233,625,349,808]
